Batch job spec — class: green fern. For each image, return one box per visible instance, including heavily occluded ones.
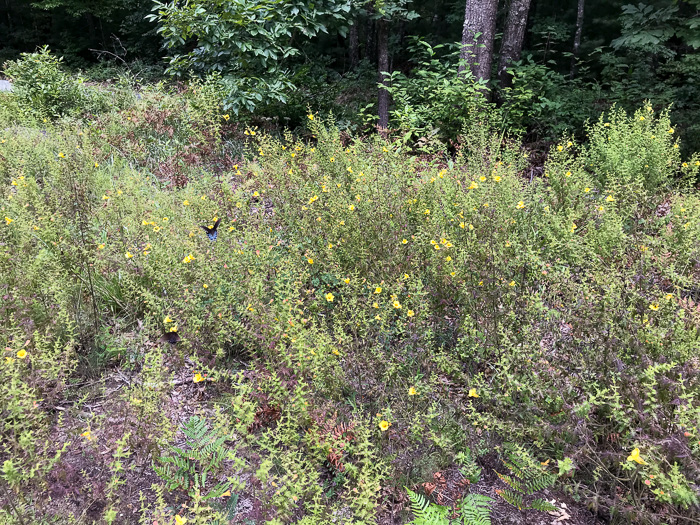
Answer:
[459,493,492,525]
[153,416,232,500]
[406,489,492,525]
[406,489,451,525]
[494,443,557,512]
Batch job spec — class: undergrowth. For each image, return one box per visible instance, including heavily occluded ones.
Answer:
[0,56,699,524]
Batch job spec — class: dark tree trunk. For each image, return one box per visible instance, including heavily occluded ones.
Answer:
[497,0,532,90]
[377,18,390,131]
[570,0,585,78]
[349,21,359,69]
[459,0,500,84]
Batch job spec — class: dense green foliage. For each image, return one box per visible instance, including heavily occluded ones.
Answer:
[0,59,699,523]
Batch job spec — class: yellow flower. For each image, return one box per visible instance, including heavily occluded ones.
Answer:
[164,316,173,324]
[639,116,645,121]
[193,373,204,383]
[175,515,188,525]
[58,152,66,158]
[479,176,486,182]
[665,294,674,300]
[325,293,334,302]
[374,286,382,294]
[183,200,190,205]
[332,349,340,356]
[493,175,501,182]
[4,217,12,225]
[649,303,659,311]
[565,171,572,177]
[203,284,208,289]
[605,195,615,202]
[16,349,27,359]
[308,114,314,120]
[402,238,408,244]
[627,448,647,465]
[153,226,161,232]
[162,217,169,222]
[508,281,516,287]
[468,388,479,398]
[668,128,674,134]
[584,187,591,193]
[97,243,105,250]
[102,195,110,200]
[379,420,391,431]
[424,209,430,215]
[81,429,94,441]
[343,278,350,284]
[516,201,525,209]
[393,300,401,309]
[307,258,314,264]
[348,204,355,211]
[125,251,133,259]
[169,325,178,333]
[407,310,415,317]
[408,387,417,396]
[330,157,335,162]
[557,145,563,151]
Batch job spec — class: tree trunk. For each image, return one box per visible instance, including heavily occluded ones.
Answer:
[570,0,585,78]
[459,0,500,84]
[349,21,359,70]
[377,18,390,131]
[497,0,532,90]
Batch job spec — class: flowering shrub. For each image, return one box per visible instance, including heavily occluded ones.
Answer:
[0,85,699,523]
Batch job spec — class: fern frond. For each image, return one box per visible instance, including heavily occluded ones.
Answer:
[531,498,558,512]
[460,493,492,525]
[498,488,525,511]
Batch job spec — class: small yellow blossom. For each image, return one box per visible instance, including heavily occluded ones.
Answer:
[606,195,615,202]
[627,448,647,465]
[557,145,563,151]
[125,251,133,259]
[516,201,525,209]
[307,258,314,264]
[508,281,516,287]
[17,349,27,359]
[349,204,355,211]
[379,420,391,431]
[4,217,12,225]
[183,200,190,205]
[649,303,659,311]
[407,310,415,317]
[325,293,334,302]
[97,243,105,250]
[584,187,591,193]
[193,373,204,383]
[374,286,382,294]
[393,300,401,309]
[308,114,314,120]
[408,387,417,396]
[203,284,208,289]
[468,388,480,398]
[81,429,94,441]
[58,152,66,158]
[223,114,230,121]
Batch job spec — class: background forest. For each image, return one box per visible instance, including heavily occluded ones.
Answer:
[1,0,700,150]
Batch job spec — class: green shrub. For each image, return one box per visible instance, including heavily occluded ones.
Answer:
[3,46,82,119]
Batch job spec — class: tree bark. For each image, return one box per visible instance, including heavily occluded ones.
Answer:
[497,0,532,90]
[377,18,390,131]
[570,0,585,78]
[459,0,500,84]
[348,21,359,70]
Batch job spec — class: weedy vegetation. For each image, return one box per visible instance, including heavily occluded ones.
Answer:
[1,50,699,524]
